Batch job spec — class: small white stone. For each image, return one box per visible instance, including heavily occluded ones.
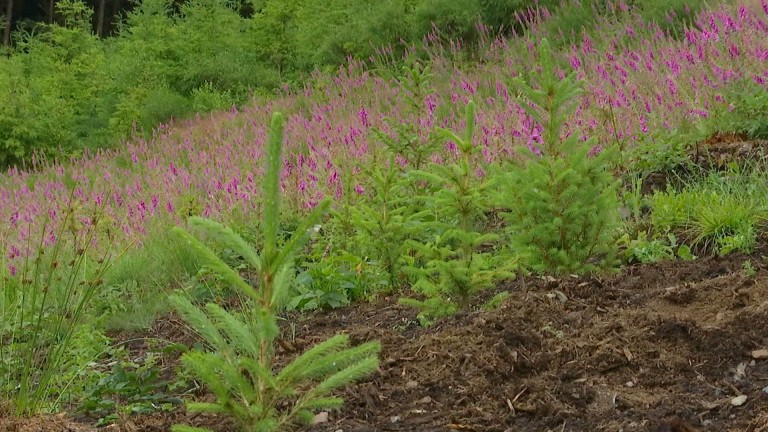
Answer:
[312,412,329,425]
[730,395,748,406]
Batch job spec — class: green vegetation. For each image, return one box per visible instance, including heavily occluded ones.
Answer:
[0,194,125,416]
[0,0,717,168]
[2,0,766,429]
[167,113,380,432]
[499,39,621,275]
[649,167,768,256]
[400,101,515,325]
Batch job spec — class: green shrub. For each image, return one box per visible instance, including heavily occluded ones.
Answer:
[109,85,192,137]
[619,232,696,264]
[79,351,182,426]
[168,113,380,432]
[347,153,426,289]
[499,39,621,275]
[290,250,388,310]
[0,56,76,167]
[540,0,602,46]
[0,0,107,166]
[293,0,362,69]
[106,0,276,139]
[707,79,768,140]
[627,127,698,176]
[345,63,442,289]
[413,0,483,42]
[634,0,701,38]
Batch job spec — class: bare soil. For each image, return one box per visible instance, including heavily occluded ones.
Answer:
[4,247,768,432]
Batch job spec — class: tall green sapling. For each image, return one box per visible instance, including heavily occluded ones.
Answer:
[168,112,381,432]
[500,39,621,275]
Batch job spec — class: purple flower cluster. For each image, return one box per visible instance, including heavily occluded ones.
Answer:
[2,1,766,273]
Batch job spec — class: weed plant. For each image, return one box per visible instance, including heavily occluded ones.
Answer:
[0,193,126,416]
[650,165,768,255]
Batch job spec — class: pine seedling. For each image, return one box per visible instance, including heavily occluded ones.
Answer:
[347,152,429,289]
[371,62,440,171]
[169,112,381,432]
[500,39,621,275]
[400,101,516,325]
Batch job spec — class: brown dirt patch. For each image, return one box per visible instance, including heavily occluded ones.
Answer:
[640,136,768,195]
[694,134,768,170]
[6,251,768,431]
[0,414,95,432]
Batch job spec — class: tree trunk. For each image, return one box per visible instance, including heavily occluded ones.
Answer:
[96,0,106,36]
[2,0,12,46]
[48,0,55,24]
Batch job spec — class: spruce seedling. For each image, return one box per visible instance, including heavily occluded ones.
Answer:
[169,112,381,432]
[400,101,516,325]
[500,39,621,275]
[371,62,440,171]
[347,152,430,289]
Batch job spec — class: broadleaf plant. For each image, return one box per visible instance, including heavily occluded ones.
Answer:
[169,112,381,432]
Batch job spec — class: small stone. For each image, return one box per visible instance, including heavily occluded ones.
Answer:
[312,412,329,425]
[390,416,401,423]
[625,381,635,388]
[730,395,748,406]
[417,396,432,404]
[752,349,768,359]
[405,380,419,389]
